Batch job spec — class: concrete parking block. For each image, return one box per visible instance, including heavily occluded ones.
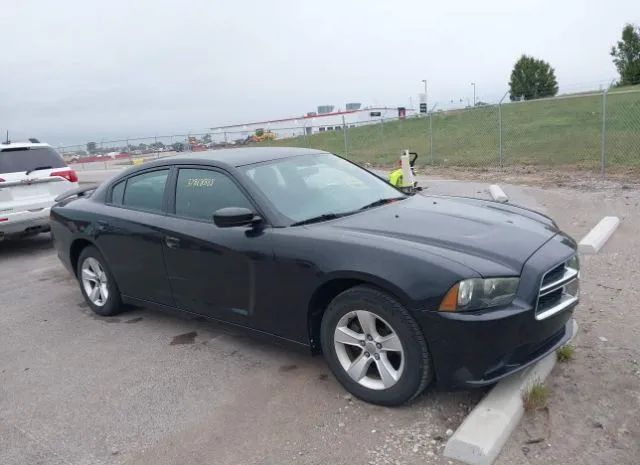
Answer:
[578,216,620,254]
[489,185,508,203]
[443,319,578,465]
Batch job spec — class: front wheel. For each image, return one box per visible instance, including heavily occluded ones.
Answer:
[77,246,123,316]
[321,285,432,406]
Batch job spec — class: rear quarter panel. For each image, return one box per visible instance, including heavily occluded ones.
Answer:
[50,198,101,273]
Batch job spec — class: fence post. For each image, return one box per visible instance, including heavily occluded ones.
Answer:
[380,117,388,158]
[601,89,608,177]
[101,141,107,169]
[429,112,434,164]
[498,91,508,167]
[342,116,348,157]
[428,103,437,164]
[498,103,503,167]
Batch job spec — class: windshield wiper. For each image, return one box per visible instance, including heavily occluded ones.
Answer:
[291,213,349,226]
[25,166,53,175]
[358,197,406,211]
[292,198,406,226]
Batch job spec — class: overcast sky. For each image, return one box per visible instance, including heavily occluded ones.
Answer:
[0,0,636,146]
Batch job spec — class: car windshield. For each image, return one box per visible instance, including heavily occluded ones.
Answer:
[241,153,405,224]
[0,147,65,174]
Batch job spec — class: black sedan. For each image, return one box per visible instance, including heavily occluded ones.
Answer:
[51,148,579,405]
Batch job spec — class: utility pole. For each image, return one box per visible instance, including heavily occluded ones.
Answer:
[471,82,476,107]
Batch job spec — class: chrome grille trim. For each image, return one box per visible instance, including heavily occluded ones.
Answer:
[535,257,579,321]
[539,267,579,296]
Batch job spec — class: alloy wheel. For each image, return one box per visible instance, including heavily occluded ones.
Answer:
[81,257,109,307]
[333,310,405,390]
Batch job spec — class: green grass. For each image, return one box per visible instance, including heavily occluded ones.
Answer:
[556,344,575,363]
[522,382,551,412]
[256,86,640,170]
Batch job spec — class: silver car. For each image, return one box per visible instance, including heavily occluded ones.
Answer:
[0,142,79,240]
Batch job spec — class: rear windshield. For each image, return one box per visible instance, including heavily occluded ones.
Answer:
[0,147,66,174]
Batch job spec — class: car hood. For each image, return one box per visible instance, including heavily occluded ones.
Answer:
[323,195,559,275]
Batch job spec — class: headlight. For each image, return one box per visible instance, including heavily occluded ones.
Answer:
[439,277,520,312]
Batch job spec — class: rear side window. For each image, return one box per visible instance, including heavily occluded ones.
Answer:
[121,169,169,213]
[111,180,125,205]
[175,168,252,221]
[0,147,66,173]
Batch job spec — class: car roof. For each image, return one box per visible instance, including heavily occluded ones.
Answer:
[160,147,329,168]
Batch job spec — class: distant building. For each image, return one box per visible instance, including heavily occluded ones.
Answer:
[210,105,416,143]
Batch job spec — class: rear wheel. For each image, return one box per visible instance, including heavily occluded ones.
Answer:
[321,285,432,406]
[77,246,123,316]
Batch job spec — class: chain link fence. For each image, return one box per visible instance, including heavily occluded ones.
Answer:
[58,87,640,177]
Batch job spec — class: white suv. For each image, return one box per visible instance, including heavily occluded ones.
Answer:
[0,141,78,240]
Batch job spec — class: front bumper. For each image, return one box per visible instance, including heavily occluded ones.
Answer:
[416,232,578,389]
[0,207,51,236]
[416,303,575,389]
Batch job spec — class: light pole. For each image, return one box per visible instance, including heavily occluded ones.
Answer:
[422,79,428,116]
[471,82,476,107]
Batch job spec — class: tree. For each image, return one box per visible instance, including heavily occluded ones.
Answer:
[86,141,97,153]
[611,24,640,86]
[509,55,559,101]
[202,133,212,144]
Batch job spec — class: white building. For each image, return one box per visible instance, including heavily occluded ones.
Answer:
[209,105,417,143]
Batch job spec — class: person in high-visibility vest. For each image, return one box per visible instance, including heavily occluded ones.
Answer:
[389,151,419,190]
[388,167,404,187]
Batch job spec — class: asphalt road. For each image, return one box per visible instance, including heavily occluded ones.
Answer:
[0,191,479,465]
[2,170,637,465]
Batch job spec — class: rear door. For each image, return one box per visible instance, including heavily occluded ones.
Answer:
[0,146,78,215]
[96,168,174,306]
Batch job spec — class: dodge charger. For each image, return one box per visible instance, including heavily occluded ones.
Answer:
[50,147,579,405]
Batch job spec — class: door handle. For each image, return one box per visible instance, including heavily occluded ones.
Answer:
[165,236,181,249]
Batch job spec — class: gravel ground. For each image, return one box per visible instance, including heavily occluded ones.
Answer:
[414,172,640,465]
[493,180,640,465]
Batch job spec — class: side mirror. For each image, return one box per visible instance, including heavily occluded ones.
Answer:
[213,207,262,228]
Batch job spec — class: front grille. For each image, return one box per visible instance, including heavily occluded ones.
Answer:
[542,263,565,288]
[535,257,579,320]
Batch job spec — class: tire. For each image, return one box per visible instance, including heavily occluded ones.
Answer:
[77,246,123,316]
[321,285,432,406]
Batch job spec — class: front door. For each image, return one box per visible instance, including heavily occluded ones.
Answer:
[162,167,273,327]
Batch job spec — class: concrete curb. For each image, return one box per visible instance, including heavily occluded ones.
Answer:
[578,216,620,254]
[489,185,508,203]
[443,320,578,465]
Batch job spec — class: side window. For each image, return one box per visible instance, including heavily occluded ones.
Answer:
[111,180,125,205]
[122,169,169,213]
[175,169,252,221]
